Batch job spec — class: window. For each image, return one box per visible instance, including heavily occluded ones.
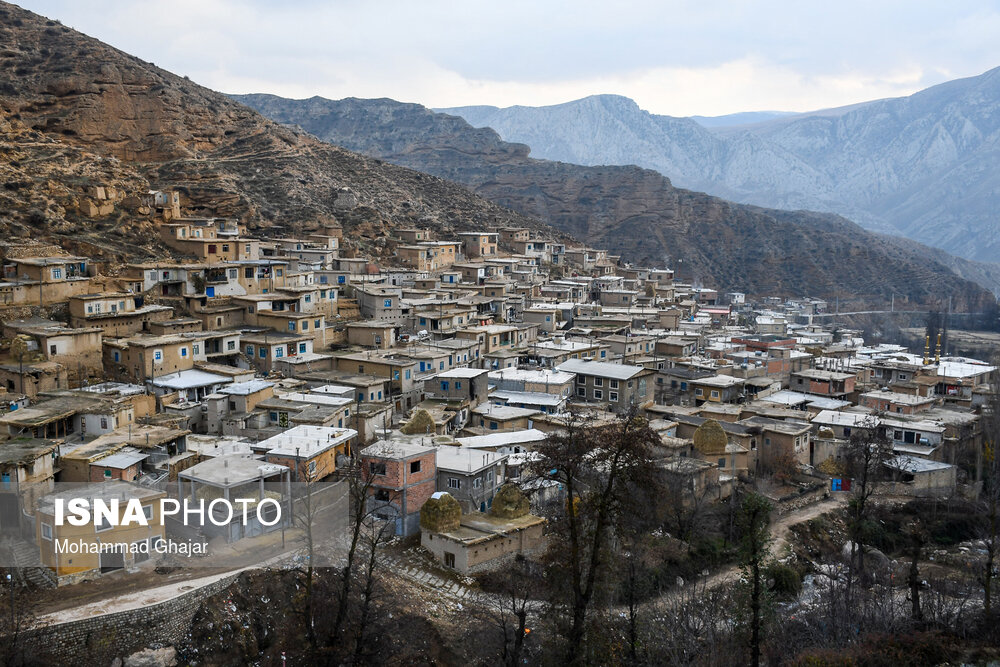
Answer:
[301,321,308,331]
[180,347,188,358]
[227,340,236,351]
[610,380,619,389]
[577,387,586,397]
[304,295,311,303]
[610,391,619,402]
[448,477,460,489]
[288,322,296,332]
[843,427,851,437]
[695,388,703,396]
[594,377,603,387]
[299,343,307,353]
[593,389,603,400]
[315,319,322,328]
[95,514,113,532]
[308,460,317,475]
[51,268,62,279]
[369,462,387,476]
[486,470,494,482]
[245,267,254,279]
[193,344,200,355]
[410,460,421,474]
[143,504,153,521]
[276,269,283,277]
[374,489,390,502]
[41,522,53,540]
[153,350,163,361]
[441,381,449,391]
[338,275,346,284]
[113,351,120,363]
[383,299,393,308]
[711,390,720,399]
[222,244,230,253]
[275,347,284,358]
[577,376,586,385]
[260,348,267,358]
[718,458,726,468]
[473,477,482,489]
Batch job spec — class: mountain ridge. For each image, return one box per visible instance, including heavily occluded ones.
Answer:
[236,93,996,309]
[439,67,1000,263]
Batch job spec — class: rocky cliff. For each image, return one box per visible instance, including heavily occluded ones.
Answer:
[236,94,996,309]
[0,2,545,264]
[442,70,1000,265]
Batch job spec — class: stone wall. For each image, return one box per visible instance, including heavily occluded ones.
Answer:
[18,573,240,664]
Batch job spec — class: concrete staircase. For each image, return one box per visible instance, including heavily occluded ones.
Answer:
[6,538,56,589]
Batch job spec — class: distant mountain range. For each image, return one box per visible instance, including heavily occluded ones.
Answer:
[440,68,1000,265]
[235,93,998,309]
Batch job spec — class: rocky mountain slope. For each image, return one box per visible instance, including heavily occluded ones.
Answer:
[237,94,995,308]
[441,69,1000,264]
[0,1,545,264]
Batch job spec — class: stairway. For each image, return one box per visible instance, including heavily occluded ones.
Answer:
[7,538,56,589]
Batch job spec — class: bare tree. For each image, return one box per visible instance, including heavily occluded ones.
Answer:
[352,517,393,665]
[475,555,543,667]
[979,362,1000,620]
[530,407,659,665]
[842,414,892,593]
[736,491,773,667]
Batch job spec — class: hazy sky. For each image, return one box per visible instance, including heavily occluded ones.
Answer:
[17,0,1000,116]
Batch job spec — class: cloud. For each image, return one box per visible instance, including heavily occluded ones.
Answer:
[17,0,1000,115]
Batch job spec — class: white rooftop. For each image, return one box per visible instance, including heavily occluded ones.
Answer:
[93,448,148,470]
[279,392,353,408]
[764,390,852,410]
[219,380,274,396]
[435,446,507,473]
[472,404,540,420]
[490,390,566,407]
[434,367,488,379]
[259,424,357,457]
[151,369,232,390]
[692,375,744,388]
[180,454,287,486]
[489,368,575,384]
[556,359,646,380]
[456,428,549,449]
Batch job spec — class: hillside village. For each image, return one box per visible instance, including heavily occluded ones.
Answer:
[0,188,993,593]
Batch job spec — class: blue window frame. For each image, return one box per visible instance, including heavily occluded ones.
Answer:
[441,381,449,391]
[383,299,393,308]
[260,348,267,358]
[299,343,307,353]
[338,275,346,284]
